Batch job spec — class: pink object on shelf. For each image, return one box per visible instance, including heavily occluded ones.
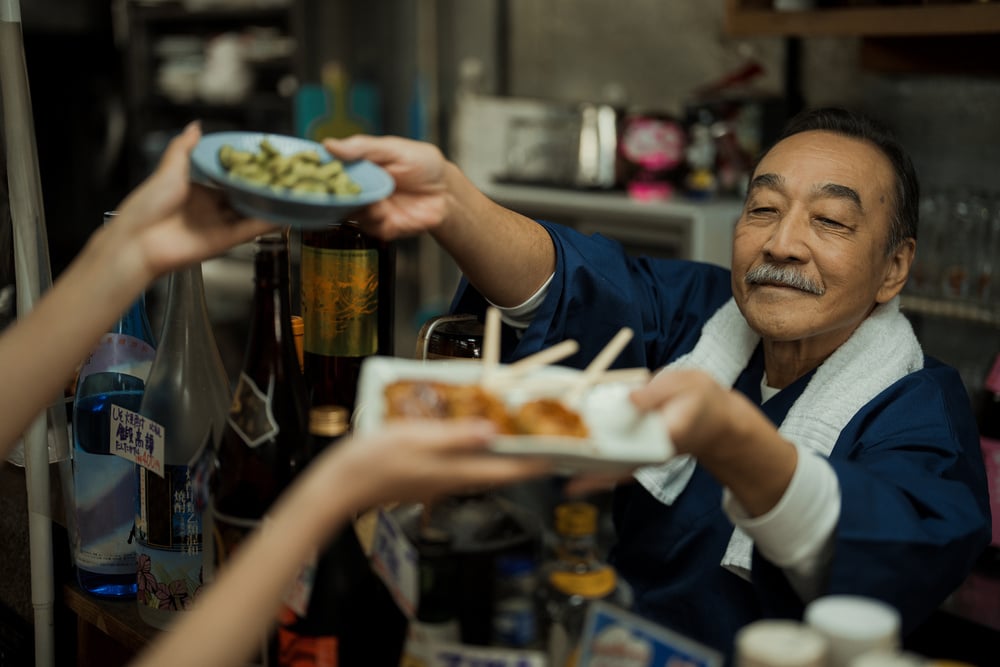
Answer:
[628,180,674,202]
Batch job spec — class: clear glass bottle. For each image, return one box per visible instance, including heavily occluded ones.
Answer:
[134,262,232,628]
[537,501,633,667]
[72,212,156,598]
[300,220,395,414]
[211,233,311,663]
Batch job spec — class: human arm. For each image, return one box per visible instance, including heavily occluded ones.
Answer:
[130,419,552,667]
[0,121,276,456]
[322,135,554,307]
[630,369,799,517]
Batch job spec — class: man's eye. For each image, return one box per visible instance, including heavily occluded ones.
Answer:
[748,207,777,216]
[816,216,845,228]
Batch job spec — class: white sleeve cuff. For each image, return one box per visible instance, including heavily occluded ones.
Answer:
[486,272,555,330]
[723,449,840,572]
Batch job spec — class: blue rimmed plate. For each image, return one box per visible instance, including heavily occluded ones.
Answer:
[190,131,394,227]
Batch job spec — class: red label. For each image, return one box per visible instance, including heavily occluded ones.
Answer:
[981,435,1000,547]
[986,355,1000,394]
[277,628,338,667]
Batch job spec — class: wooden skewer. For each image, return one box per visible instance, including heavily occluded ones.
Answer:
[480,306,502,385]
[565,327,634,404]
[502,339,579,374]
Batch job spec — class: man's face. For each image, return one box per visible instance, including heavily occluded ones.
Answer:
[731,130,904,353]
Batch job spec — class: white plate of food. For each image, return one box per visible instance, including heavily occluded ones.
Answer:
[353,356,674,474]
[190,131,395,227]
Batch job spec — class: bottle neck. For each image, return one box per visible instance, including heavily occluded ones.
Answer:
[556,532,600,562]
[115,292,155,344]
[159,264,214,345]
[245,238,299,381]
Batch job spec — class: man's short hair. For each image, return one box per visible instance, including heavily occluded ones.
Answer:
[767,107,919,255]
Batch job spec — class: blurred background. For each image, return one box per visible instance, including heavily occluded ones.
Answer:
[3,0,1000,662]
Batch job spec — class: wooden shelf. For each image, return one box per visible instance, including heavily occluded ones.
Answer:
[64,583,160,666]
[725,0,1000,37]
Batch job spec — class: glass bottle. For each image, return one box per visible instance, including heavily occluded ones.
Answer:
[72,211,156,598]
[537,501,633,667]
[211,233,311,661]
[492,554,541,650]
[399,525,463,665]
[300,220,395,414]
[276,405,408,667]
[134,263,232,628]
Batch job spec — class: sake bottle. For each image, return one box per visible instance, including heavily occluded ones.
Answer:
[134,262,232,628]
[211,233,311,660]
[300,220,395,414]
[72,216,157,597]
[275,405,408,667]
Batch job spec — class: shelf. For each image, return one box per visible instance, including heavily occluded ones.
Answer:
[901,294,1000,328]
[724,0,1000,37]
[128,1,293,25]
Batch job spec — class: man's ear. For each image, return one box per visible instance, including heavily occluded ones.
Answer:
[876,237,916,304]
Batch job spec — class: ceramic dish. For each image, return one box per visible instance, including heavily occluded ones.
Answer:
[190,131,394,227]
[354,356,674,474]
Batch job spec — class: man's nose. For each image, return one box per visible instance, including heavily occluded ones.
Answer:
[761,208,811,262]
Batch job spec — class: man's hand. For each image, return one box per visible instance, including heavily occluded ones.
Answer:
[323,135,450,240]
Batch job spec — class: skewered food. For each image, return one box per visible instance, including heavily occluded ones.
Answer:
[384,380,588,438]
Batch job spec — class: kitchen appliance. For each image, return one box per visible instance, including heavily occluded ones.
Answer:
[499,100,619,190]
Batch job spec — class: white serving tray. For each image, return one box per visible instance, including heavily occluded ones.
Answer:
[354,356,674,474]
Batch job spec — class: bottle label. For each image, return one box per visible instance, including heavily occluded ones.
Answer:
[79,333,155,384]
[276,628,338,667]
[577,601,723,667]
[135,463,204,613]
[110,405,165,477]
[400,626,547,667]
[549,567,617,598]
[228,373,279,449]
[369,509,419,619]
[300,246,378,357]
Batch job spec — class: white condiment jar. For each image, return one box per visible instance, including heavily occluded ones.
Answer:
[736,619,828,667]
[805,596,902,667]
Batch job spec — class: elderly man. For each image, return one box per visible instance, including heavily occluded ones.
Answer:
[328,107,990,658]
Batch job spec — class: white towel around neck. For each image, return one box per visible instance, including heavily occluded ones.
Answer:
[632,295,924,578]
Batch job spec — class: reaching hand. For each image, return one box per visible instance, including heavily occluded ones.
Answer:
[323,135,450,240]
[330,419,553,509]
[108,121,278,282]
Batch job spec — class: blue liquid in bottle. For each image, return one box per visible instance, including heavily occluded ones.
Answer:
[73,372,146,596]
[71,267,156,598]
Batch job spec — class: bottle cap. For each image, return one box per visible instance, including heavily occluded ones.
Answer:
[804,596,900,667]
[735,619,827,667]
[309,405,349,438]
[554,502,598,537]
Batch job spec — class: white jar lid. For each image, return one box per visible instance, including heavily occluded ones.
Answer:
[736,619,828,667]
[804,596,901,667]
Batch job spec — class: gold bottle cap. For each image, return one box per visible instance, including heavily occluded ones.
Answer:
[309,405,349,438]
[554,502,598,537]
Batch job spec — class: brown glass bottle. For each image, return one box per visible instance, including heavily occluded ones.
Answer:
[300,221,395,414]
[276,405,408,666]
[211,233,311,576]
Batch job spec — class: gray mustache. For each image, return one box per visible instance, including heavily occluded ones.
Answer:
[744,264,825,295]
